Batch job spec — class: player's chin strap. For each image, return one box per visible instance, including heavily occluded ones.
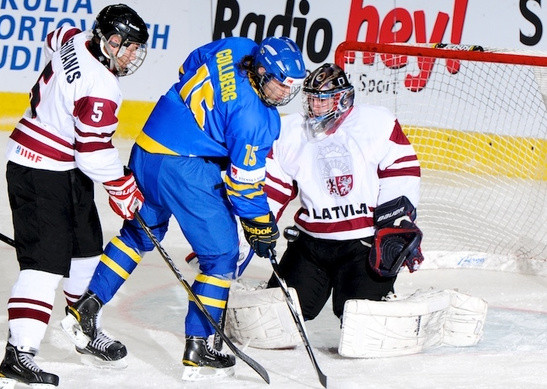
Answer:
[269,249,328,389]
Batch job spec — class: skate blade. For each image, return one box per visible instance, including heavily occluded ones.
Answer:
[60,315,90,349]
[0,377,16,389]
[29,384,58,388]
[181,365,235,381]
[80,354,128,370]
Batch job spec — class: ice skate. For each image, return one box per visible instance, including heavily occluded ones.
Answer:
[61,291,127,368]
[0,342,59,388]
[181,336,235,381]
[76,330,127,369]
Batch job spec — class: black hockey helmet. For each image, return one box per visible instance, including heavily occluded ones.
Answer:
[91,4,149,76]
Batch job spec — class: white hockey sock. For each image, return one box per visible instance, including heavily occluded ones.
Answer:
[63,255,101,305]
[7,269,62,351]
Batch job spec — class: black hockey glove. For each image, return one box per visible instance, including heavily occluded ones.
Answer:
[369,196,424,277]
[240,212,280,258]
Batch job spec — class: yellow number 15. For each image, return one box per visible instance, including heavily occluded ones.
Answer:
[244,144,258,167]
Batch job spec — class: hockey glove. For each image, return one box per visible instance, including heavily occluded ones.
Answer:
[240,212,280,258]
[369,196,424,277]
[103,169,144,220]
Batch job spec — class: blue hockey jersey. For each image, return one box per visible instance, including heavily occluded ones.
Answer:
[135,37,281,218]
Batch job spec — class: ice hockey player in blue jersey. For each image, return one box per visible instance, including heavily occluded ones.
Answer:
[61,36,306,381]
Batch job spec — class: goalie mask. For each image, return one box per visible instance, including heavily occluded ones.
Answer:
[91,4,149,77]
[252,37,306,106]
[369,196,424,277]
[302,63,355,141]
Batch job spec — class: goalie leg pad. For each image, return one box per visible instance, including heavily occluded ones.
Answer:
[442,290,488,347]
[225,286,301,349]
[339,289,450,358]
[338,289,488,358]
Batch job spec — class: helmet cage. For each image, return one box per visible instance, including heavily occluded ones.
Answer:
[96,29,147,77]
[303,86,354,140]
[253,36,306,106]
[93,4,149,77]
[256,72,303,106]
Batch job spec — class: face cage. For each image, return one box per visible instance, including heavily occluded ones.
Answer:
[98,31,147,77]
[302,91,341,139]
[258,73,302,107]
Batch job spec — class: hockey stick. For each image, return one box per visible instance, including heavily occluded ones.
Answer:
[134,212,270,384]
[269,250,328,388]
[0,232,16,248]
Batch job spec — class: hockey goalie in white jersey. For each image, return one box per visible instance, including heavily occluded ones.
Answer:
[225,63,487,357]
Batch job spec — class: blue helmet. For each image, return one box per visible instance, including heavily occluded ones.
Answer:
[253,36,306,106]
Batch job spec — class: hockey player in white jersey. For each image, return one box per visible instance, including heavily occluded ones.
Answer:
[263,63,423,321]
[0,4,148,388]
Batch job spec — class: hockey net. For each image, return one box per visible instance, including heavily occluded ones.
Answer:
[335,42,546,274]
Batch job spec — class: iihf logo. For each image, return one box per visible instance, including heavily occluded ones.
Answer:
[316,143,353,197]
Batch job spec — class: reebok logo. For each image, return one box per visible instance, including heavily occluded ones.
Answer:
[243,225,272,235]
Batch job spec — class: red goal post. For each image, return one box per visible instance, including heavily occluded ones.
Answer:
[335,41,546,273]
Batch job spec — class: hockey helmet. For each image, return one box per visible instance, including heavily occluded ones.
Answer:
[92,4,149,76]
[302,63,354,140]
[253,36,306,106]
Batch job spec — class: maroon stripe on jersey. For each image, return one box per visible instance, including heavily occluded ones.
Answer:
[265,184,292,205]
[389,120,411,145]
[394,155,419,164]
[296,209,374,233]
[61,28,81,44]
[75,126,115,139]
[75,139,114,153]
[74,96,118,127]
[20,118,73,148]
[266,171,293,190]
[8,297,53,310]
[10,129,74,162]
[378,166,421,178]
[46,27,81,50]
[8,307,51,324]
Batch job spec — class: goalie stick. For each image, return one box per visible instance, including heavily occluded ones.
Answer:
[0,232,16,248]
[133,212,270,384]
[269,250,328,388]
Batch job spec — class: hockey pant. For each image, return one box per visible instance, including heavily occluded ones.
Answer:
[267,232,395,320]
[88,145,239,337]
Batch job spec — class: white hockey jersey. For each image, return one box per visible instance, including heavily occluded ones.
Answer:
[265,104,421,240]
[5,26,124,183]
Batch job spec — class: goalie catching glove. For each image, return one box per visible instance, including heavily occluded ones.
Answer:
[103,168,144,220]
[369,196,424,277]
[240,212,279,257]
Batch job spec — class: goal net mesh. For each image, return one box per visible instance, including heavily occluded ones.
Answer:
[335,42,546,272]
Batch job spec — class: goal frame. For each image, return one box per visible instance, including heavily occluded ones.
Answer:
[334,41,547,274]
[335,41,547,68]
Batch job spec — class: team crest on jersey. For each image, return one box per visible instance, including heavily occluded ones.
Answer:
[316,143,353,197]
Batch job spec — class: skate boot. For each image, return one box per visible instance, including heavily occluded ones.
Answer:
[75,329,127,369]
[0,342,59,388]
[181,336,235,381]
[60,291,127,369]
